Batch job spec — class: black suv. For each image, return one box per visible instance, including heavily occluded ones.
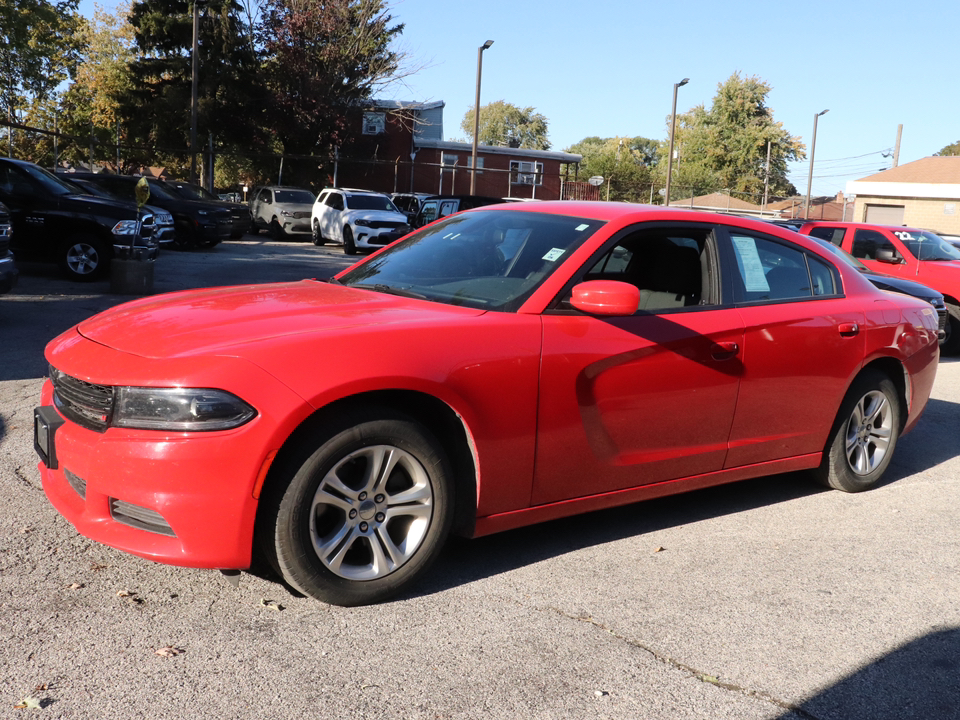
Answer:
[0,201,18,292]
[67,173,232,249]
[0,158,158,281]
[164,180,249,239]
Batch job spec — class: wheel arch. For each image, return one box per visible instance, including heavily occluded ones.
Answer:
[858,356,909,433]
[256,389,478,539]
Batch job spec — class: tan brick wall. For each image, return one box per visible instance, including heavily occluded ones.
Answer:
[853,195,960,234]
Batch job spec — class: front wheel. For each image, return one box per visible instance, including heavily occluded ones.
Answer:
[61,235,107,281]
[941,305,960,356]
[312,220,325,246]
[813,369,901,492]
[264,410,453,606]
[343,225,357,255]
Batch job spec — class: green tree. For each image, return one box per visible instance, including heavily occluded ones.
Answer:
[257,0,404,186]
[0,0,82,142]
[659,73,804,202]
[935,141,960,156]
[566,135,659,202]
[461,100,550,151]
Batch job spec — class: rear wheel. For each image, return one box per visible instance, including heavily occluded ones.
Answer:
[261,409,453,606]
[813,369,900,492]
[343,225,357,255]
[312,220,325,246]
[61,235,107,281]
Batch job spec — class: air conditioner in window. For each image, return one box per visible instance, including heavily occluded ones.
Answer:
[364,124,380,134]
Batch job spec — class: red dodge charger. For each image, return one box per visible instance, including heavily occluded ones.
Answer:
[35,202,940,605]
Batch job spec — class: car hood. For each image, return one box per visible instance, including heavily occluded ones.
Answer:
[61,193,138,218]
[346,209,407,223]
[861,270,942,300]
[77,280,485,359]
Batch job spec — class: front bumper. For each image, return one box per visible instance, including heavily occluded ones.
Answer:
[355,225,411,248]
[35,340,311,569]
[0,254,18,293]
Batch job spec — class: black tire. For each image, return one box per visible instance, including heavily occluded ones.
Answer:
[940,305,960,356]
[61,235,107,281]
[343,225,357,255]
[270,217,286,241]
[312,220,325,246]
[263,409,453,606]
[813,369,901,492]
[249,223,260,236]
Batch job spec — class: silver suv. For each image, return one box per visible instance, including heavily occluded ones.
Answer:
[249,186,315,239]
[311,189,409,254]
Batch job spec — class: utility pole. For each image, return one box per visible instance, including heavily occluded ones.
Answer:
[893,124,903,167]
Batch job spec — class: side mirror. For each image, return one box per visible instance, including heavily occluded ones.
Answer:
[876,248,903,264]
[570,280,640,316]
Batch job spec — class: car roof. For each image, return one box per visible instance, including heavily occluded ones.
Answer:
[800,220,925,233]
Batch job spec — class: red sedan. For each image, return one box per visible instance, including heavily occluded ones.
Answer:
[35,202,940,605]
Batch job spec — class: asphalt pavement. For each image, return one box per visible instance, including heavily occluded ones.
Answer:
[1,238,958,719]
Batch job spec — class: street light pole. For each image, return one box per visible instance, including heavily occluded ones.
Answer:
[190,0,201,186]
[804,109,829,219]
[470,40,494,196]
[664,78,688,207]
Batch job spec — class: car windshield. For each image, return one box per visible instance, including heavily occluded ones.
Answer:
[275,189,315,204]
[171,183,216,201]
[347,194,399,212]
[338,209,605,312]
[809,236,869,271]
[894,230,960,261]
[19,164,78,196]
[141,180,178,200]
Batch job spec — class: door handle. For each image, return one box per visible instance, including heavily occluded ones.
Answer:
[838,322,860,337]
[711,341,740,360]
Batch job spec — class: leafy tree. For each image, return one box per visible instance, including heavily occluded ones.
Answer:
[120,0,261,176]
[565,135,659,202]
[257,0,404,186]
[461,101,550,151]
[658,73,804,202]
[935,141,960,156]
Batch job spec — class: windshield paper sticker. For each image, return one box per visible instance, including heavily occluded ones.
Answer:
[542,248,565,262]
[732,236,770,292]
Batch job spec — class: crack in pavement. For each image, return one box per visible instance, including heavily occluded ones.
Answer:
[547,605,823,720]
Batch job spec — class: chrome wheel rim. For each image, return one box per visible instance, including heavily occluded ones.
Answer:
[66,243,100,275]
[309,445,433,580]
[844,390,893,475]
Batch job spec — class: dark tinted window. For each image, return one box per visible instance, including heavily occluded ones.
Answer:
[851,229,895,260]
[730,233,838,302]
[807,226,846,245]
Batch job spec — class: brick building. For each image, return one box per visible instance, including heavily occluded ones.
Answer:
[333,100,582,200]
[845,156,960,233]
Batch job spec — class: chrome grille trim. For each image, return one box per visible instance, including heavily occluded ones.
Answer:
[110,499,176,536]
[50,366,114,433]
[64,468,87,498]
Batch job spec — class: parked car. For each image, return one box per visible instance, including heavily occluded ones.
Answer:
[249,186,315,240]
[165,180,249,239]
[0,201,18,293]
[389,192,431,222]
[798,221,960,354]
[0,158,158,280]
[66,172,231,250]
[63,177,176,248]
[35,203,940,606]
[413,195,509,228]
[311,188,409,254]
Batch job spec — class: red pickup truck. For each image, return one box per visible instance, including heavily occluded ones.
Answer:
[798,221,960,354]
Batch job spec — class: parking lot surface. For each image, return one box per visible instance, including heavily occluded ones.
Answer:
[1,239,958,719]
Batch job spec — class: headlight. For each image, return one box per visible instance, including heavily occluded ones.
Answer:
[112,220,141,235]
[281,210,295,217]
[354,219,371,227]
[113,387,256,431]
[197,210,209,216]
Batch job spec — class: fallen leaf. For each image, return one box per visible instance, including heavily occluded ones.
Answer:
[259,599,284,611]
[68,583,84,590]
[700,674,719,684]
[653,546,665,553]
[90,563,107,572]
[14,696,41,710]
[33,684,48,693]
[594,690,610,697]
[154,646,184,657]
[116,590,143,604]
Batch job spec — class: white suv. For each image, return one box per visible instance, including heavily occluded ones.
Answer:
[249,186,315,239]
[311,189,409,254]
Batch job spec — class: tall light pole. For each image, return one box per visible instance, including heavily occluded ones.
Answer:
[190,0,202,186]
[664,77,688,207]
[804,109,829,219]
[470,40,494,196]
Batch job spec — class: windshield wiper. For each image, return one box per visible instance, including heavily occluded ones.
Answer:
[352,283,428,300]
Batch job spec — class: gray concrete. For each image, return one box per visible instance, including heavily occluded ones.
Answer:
[1,239,958,719]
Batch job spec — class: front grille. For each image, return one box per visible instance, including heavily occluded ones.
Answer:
[64,468,87,498]
[0,231,9,253]
[368,220,405,230]
[50,366,114,432]
[293,211,309,219]
[110,499,176,536]
[938,310,948,333]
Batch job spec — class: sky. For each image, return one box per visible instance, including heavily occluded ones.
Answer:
[76,0,960,198]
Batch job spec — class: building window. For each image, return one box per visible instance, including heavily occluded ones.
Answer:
[466,156,484,173]
[362,112,385,135]
[510,160,543,186]
[441,154,459,167]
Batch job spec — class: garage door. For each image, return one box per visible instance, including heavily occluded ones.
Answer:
[864,204,905,225]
